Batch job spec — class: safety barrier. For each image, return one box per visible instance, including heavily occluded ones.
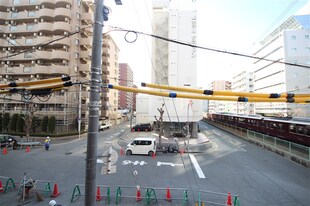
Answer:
[71,184,110,203]
[0,176,16,193]
[115,185,188,206]
[17,179,52,197]
[196,190,240,206]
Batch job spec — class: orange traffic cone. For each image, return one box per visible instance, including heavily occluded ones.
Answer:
[226,192,232,206]
[50,183,61,198]
[120,148,124,156]
[165,187,171,202]
[180,148,184,155]
[152,152,156,159]
[26,146,30,153]
[2,147,7,155]
[136,187,142,201]
[96,186,102,201]
[0,180,3,193]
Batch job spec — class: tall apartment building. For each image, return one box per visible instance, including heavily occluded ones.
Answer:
[231,71,254,114]
[0,0,95,132]
[147,0,202,138]
[118,63,133,110]
[208,80,232,114]
[253,8,310,117]
[101,34,120,124]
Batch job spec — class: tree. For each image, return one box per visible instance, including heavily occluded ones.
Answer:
[17,114,25,132]
[2,113,10,132]
[48,116,56,133]
[41,116,49,132]
[10,113,18,132]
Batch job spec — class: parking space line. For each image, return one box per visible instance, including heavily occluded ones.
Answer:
[189,154,206,179]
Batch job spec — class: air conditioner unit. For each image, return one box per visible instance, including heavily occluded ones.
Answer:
[34,19,38,23]
[3,34,6,37]
[7,47,11,51]
[40,19,44,22]
[5,21,9,25]
[10,20,14,24]
[34,33,37,36]
[31,60,35,64]
[1,61,5,65]
[35,6,39,9]
[36,74,40,78]
[9,34,13,37]
[41,5,45,9]
[39,32,43,36]
[63,45,67,49]
[7,8,10,12]
[37,60,41,64]
[30,75,34,78]
[64,31,68,36]
[65,18,69,22]
[66,4,70,9]
[2,48,6,51]
[11,7,15,11]
[6,75,10,79]
[38,47,42,50]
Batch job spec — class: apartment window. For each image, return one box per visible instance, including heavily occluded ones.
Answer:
[11,12,18,18]
[291,35,296,40]
[10,26,17,31]
[76,12,80,20]
[8,39,16,45]
[77,0,81,7]
[75,39,79,46]
[305,34,309,39]
[26,24,35,31]
[23,67,32,73]
[292,48,297,52]
[76,25,80,31]
[29,0,37,3]
[306,47,310,52]
[13,0,20,4]
[28,11,36,17]
[74,52,79,59]
[25,38,33,44]
[24,52,32,58]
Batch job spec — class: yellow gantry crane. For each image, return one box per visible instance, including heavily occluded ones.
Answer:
[108,83,310,104]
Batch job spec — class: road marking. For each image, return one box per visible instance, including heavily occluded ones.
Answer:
[122,160,148,166]
[157,161,183,167]
[189,154,206,179]
[240,148,247,152]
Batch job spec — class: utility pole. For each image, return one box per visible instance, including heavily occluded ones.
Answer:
[84,0,104,205]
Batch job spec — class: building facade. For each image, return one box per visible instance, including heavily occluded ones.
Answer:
[253,12,310,117]
[148,0,202,138]
[0,0,95,132]
[208,80,232,114]
[118,63,133,111]
[231,71,254,114]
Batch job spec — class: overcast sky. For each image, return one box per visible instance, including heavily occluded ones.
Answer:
[103,0,309,88]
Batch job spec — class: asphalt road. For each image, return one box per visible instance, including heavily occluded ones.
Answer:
[0,121,309,206]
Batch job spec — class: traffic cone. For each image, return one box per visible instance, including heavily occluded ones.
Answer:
[96,186,102,201]
[120,148,124,156]
[226,192,232,206]
[2,147,7,155]
[26,146,30,153]
[138,129,140,132]
[152,152,156,159]
[136,187,142,201]
[0,181,3,193]
[165,187,171,202]
[180,148,184,155]
[50,183,61,198]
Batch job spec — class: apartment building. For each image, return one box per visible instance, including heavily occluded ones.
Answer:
[118,63,133,111]
[231,71,254,114]
[253,11,310,117]
[208,80,232,114]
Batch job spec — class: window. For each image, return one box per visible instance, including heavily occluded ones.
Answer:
[306,47,310,52]
[8,39,16,45]
[24,52,32,58]
[25,38,33,44]
[10,26,17,31]
[305,34,309,39]
[13,0,20,5]
[26,24,35,30]
[77,0,81,7]
[28,11,36,17]
[23,67,32,73]
[75,39,79,46]
[29,0,37,3]
[291,35,296,40]
[292,48,297,52]
[11,12,18,18]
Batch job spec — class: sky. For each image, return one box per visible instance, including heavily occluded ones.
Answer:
[103,0,309,88]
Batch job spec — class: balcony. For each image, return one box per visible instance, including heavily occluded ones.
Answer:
[0,64,69,75]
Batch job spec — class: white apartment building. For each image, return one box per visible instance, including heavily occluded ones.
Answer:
[208,80,232,114]
[146,0,202,138]
[231,71,254,114]
[253,12,310,117]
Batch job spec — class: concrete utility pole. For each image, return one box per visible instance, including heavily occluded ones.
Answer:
[84,0,104,205]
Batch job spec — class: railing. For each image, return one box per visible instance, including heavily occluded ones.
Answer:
[206,120,310,168]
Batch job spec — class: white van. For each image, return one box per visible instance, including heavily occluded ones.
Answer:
[125,137,156,156]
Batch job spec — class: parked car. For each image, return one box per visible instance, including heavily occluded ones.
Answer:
[132,123,152,132]
[0,134,18,149]
[99,122,112,131]
[125,137,156,156]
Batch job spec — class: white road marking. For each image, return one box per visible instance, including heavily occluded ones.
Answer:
[122,160,147,166]
[189,154,206,179]
[240,148,247,152]
[157,161,183,167]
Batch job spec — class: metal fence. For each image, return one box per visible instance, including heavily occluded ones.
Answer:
[208,121,310,167]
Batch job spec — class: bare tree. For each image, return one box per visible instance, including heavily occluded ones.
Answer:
[154,103,165,148]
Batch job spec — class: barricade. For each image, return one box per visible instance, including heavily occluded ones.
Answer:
[196,190,240,206]
[115,185,188,206]
[18,179,52,197]
[71,184,110,203]
[0,176,16,193]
